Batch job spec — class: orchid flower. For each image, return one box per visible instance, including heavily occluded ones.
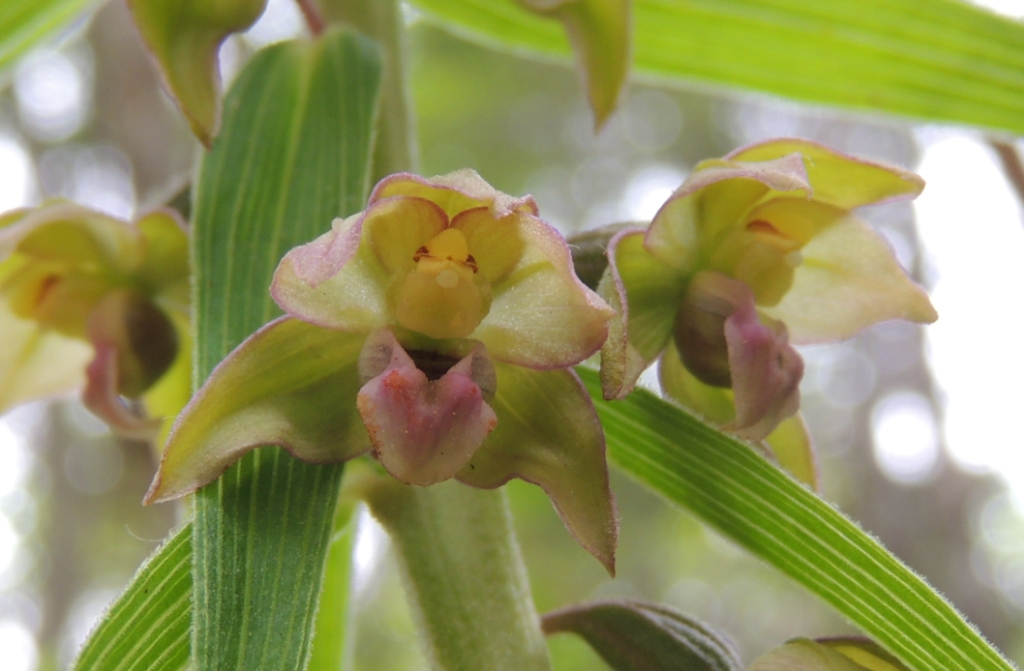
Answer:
[598,139,937,484]
[0,203,191,441]
[146,169,619,571]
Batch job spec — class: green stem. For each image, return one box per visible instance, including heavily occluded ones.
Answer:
[317,0,419,180]
[365,480,552,671]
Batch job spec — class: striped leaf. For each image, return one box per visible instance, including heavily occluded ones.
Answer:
[72,525,191,671]
[190,28,380,671]
[411,0,1024,135]
[0,0,98,71]
[578,367,1014,671]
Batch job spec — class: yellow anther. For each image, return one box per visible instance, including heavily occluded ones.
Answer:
[426,228,469,262]
[412,228,477,288]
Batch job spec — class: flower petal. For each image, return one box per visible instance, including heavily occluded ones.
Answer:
[0,299,91,415]
[645,154,810,270]
[146,317,369,504]
[357,330,497,486]
[457,363,617,575]
[724,300,803,441]
[369,169,539,220]
[471,211,613,369]
[453,207,526,285]
[728,138,924,209]
[762,212,937,344]
[599,229,683,399]
[82,343,162,442]
[134,210,191,301]
[0,203,144,271]
[271,207,402,332]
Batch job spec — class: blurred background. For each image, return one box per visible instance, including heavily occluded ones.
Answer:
[1,0,1023,668]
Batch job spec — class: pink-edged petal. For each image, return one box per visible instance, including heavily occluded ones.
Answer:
[471,210,613,369]
[645,154,810,270]
[146,317,369,504]
[762,212,937,344]
[356,330,497,486]
[369,169,539,220]
[82,343,162,441]
[598,228,683,399]
[724,300,803,441]
[728,138,925,209]
[271,210,390,332]
[0,301,92,415]
[457,363,617,575]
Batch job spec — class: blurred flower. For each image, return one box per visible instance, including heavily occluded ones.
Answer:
[148,170,618,572]
[599,139,936,482]
[0,203,191,441]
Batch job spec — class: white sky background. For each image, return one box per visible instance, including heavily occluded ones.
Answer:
[915,133,1024,502]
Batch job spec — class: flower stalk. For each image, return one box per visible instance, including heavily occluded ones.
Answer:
[365,479,552,671]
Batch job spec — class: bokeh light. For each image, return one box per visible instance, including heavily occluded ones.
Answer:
[915,134,1024,496]
[871,391,940,484]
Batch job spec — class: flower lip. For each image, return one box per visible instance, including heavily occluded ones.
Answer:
[356,329,498,486]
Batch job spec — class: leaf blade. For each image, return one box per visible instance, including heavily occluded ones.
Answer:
[576,367,1015,671]
[0,0,98,71]
[190,28,380,671]
[411,0,1024,135]
[72,524,192,671]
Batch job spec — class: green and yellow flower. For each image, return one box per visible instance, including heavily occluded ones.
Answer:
[599,139,937,485]
[0,203,191,441]
[148,170,619,572]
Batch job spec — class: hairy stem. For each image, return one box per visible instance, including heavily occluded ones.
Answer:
[365,480,552,671]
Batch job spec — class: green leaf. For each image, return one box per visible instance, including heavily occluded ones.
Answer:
[410,0,1024,135]
[72,524,191,671]
[0,0,98,71]
[190,28,380,671]
[541,599,743,671]
[576,367,1016,671]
